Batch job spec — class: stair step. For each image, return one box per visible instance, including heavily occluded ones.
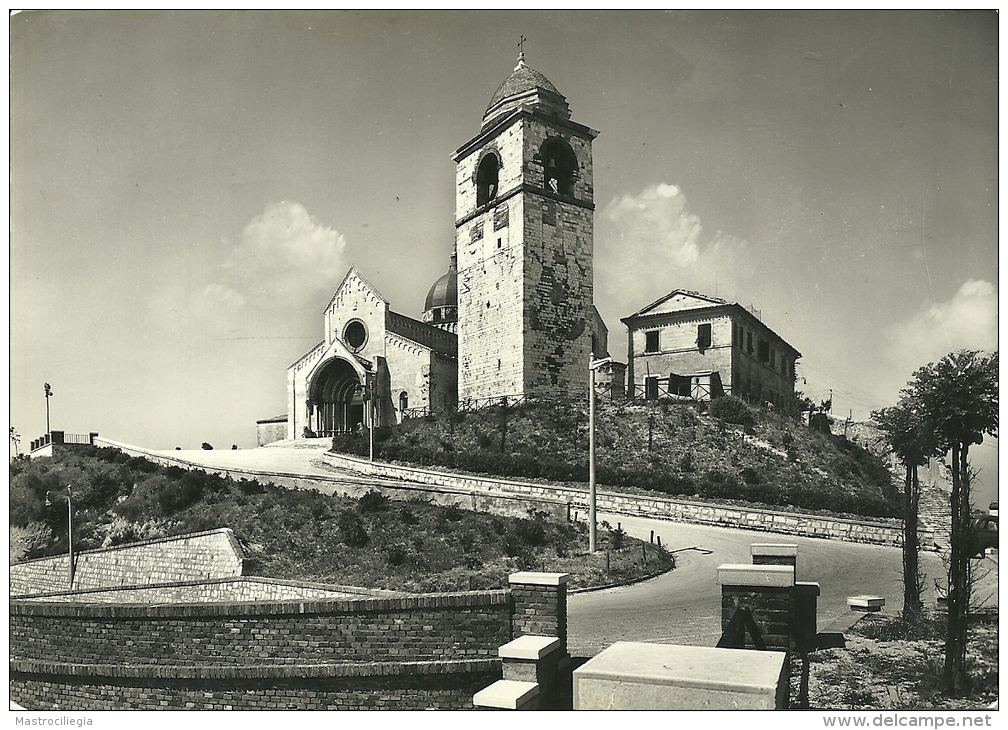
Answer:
[473,680,540,710]
[499,635,562,660]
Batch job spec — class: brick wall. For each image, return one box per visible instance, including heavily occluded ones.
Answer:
[10,576,570,710]
[10,660,498,711]
[9,528,243,597]
[10,592,512,666]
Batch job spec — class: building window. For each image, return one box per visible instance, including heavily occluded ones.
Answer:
[645,330,660,354]
[746,331,753,354]
[758,339,770,363]
[343,320,368,353]
[770,348,776,369]
[697,323,712,352]
[670,373,690,397]
[540,138,577,196]
[476,152,500,207]
[399,391,408,413]
[645,376,659,400]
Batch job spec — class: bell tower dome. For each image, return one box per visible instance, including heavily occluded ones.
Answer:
[452,52,598,402]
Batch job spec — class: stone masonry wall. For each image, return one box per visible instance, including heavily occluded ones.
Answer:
[9,528,243,597]
[17,576,389,604]
[629,314,733,395]
[321,451,926,549]
[721,585,794,654]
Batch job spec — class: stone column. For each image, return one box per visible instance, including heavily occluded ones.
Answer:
[508,572,569,653]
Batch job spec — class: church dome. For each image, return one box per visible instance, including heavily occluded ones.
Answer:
[482,55,570,129]
[423,254,458,330]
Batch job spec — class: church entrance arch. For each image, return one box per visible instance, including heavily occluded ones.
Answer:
[307,357,364,437]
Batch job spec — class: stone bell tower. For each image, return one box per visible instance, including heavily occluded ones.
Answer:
[452,52,598,403]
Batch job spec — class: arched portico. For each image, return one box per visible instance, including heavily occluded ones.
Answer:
[306,357,365,437]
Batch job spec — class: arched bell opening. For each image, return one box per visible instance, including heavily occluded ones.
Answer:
[306,358,365,437]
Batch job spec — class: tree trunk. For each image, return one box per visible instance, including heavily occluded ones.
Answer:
[902,464,922,620]
[943,441,971,696]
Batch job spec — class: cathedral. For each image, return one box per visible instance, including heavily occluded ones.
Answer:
[258,52,611,444]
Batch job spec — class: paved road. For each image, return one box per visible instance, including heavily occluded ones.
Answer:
[569,513,997,657]
[133,441,997,658]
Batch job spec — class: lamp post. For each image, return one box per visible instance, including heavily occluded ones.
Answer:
[588,355,612,553]
[46,485,74,591]
[364,372,375,463]
[44,382,53,435]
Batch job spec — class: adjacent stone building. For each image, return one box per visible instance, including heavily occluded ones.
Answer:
[621,290,800,408]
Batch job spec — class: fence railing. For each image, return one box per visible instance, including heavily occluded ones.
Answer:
[28,430,98,452]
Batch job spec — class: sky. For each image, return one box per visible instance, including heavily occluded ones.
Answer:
[9,11,999,503]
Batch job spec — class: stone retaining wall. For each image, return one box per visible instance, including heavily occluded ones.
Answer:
[10,528,244,597]
[93,438,570,522]
[15,576,392,604]
[320,452,931,550]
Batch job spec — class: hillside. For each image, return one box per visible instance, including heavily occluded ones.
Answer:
[332,396,901,518]
[8,447,673,592]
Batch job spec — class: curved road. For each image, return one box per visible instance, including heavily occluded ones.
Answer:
[570,513,997,657]
[123,440,996,659]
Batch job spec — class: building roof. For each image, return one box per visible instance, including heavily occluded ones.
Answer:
[424,254,458,313]
[621,289,802,359]
[482,55,570,129]
[387,311,458,358]
[255,414,288,424]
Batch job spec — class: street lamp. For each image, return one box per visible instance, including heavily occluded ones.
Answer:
[44,382,54,435]
[588,355,612,553]
[45,485,75,591]
[363,371,375,463]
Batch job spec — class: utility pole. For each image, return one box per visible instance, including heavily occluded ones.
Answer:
[588,355,612,553]
[46,486,74,590]
[366,372,375,463]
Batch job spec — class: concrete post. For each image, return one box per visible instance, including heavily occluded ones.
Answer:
[750,543,798,570]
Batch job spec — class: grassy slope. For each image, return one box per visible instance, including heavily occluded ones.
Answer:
[8,447,673,592]
[333,397,900,518]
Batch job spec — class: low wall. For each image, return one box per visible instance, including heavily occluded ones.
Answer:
[15,576,393,604]
[93,438,570,523]
[10,660,498,710]
[10,528,244,597]
[10,574,568,711]
[320,452,929,550]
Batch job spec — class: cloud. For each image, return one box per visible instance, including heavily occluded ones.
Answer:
[188,201,350,333]
[595,182,749,325]
[887,279,998,375]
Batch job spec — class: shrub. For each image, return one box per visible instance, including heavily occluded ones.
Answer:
[335,509,369,548]
[201,442,213,450]
[358,490,390,514]
[709,396,757,430]
[609,524,627,551]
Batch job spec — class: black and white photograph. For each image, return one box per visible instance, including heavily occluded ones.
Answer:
[9,10,999,717]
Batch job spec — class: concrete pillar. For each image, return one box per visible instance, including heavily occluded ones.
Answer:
[750,543,797,570]
[508,572,569,653]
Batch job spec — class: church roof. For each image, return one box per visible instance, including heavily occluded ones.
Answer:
[482,55,570,129]
[424,254,458,313]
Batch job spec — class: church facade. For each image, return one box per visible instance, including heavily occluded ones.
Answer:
[262,53,606,444]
